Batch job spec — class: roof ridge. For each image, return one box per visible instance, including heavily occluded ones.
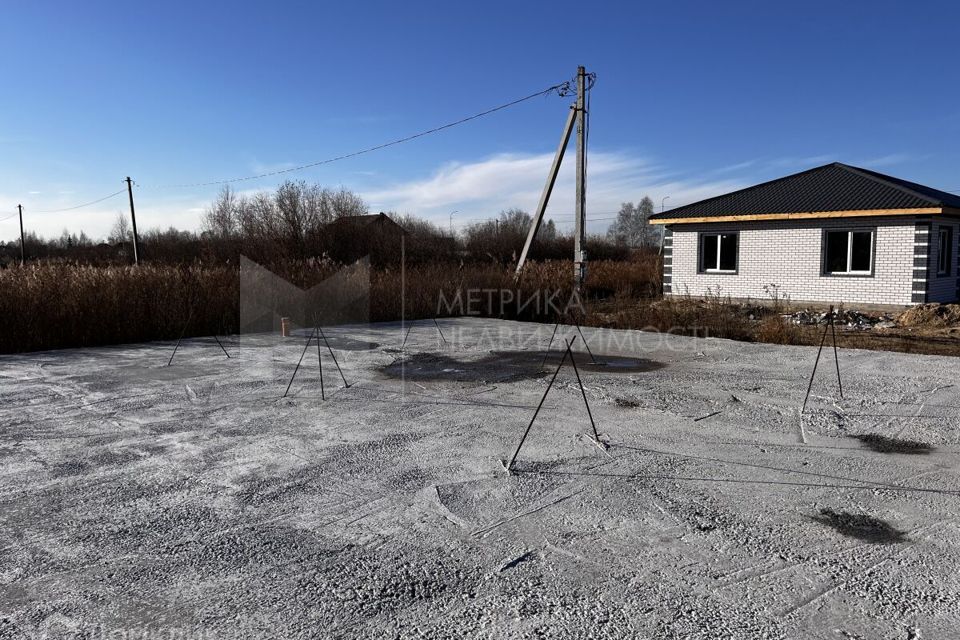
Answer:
[649,162,841,219]
[834,163,942,206]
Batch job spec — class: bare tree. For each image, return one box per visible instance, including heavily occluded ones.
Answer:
[607,196,655,247]
[203,186,239,238]
[109,212,132,245]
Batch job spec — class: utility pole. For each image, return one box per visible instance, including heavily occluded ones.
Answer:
[125,177,141,265]
[17,204,24,266]
[573,65,587,288]
[514,65,592,282]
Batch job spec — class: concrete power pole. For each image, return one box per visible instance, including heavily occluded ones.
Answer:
[17,204,24,266]
[573,65,587,288]
[514,65,592,283]
[125,177,141,265]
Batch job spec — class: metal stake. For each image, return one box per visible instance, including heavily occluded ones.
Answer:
[318,326,350,388]
[433,318,448,346]
[565,339,601,443]
[400,326,412,351]
[283,327,317,398]
[316,327,325,401]
[212,334,231,359]
[801,316,831,414]
[829,305,843,398]
[539,321,561,372]
[508,337,578,472]
[167,308,194,367]
[574,322,597,364]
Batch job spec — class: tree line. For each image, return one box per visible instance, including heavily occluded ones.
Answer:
[1,181,661,267]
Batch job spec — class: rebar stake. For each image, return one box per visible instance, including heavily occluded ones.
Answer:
[507,337,578,473]
[315,327,325,400]
[539,321,561,372]
[167,308,194,367]
[433,318,448,346]
[565,339,602,445]
[801,311,832,414]
[283,327,317,398]
[213,334,231,359]
[318,326,350,388]
[829,305,843,398]
[574,322,597,364]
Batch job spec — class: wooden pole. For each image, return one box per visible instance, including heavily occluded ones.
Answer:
[17,204,25,265]
[125,177,141,265]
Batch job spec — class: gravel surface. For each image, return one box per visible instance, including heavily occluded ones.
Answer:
[1,318,959,639]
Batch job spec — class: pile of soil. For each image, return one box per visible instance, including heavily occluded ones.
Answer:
[897,303,960,328]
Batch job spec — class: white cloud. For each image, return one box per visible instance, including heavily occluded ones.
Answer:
[858,153,928,168]
[363,151,746,232]
[0,150,754,241]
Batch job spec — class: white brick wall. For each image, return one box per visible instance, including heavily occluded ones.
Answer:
[663,217,941,306]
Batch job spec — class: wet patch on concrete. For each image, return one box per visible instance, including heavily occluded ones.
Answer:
[50,459,90,477]
[380,350,664,382]
[88,448,143,468]
[851,433,935,455]
[317,335,379,351]
[810,508,907,544]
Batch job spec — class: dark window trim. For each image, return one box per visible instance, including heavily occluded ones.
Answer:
[820,227,877,278]
[697,231,739,275]
[937,225,953,277]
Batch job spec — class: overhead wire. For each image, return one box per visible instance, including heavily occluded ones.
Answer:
[28,189,127,214]
[152,81,574,189]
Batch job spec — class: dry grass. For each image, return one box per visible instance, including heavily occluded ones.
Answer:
[0,256,662,354]
[9,253,960,358]
[587,293,756,342]
[0,264,236,353]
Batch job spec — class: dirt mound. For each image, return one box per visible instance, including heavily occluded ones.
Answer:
[897,303,960,328]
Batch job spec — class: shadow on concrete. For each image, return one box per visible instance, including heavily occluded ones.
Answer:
[809,508,907,544]
[850,433,935,455]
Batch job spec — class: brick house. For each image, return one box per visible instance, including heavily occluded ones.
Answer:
[648,163,960,306]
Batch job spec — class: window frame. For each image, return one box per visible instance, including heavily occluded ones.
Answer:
[821,228,876,278]
[937,225,953,277]
[697,231,739,275]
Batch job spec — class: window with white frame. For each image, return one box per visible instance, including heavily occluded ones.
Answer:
[938,226,953,276]
[699,232,738,273]
[823,230,873,275]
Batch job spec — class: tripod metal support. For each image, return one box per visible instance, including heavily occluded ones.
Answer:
[507,334,606,473]
[508,337,577,473]
[318,326,350,388]
[283,326,351,399]
[166,309,231,366]
[284,327,318,398]
[801,305,843,413]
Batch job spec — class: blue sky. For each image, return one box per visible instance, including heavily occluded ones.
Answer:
[2,1,959,239]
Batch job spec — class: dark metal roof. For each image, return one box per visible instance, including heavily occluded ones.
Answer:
[327,212,408,233]
[649,162,960,221]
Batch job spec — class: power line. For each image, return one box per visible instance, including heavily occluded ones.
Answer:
[28,189,128,214]
[154,81,573,189]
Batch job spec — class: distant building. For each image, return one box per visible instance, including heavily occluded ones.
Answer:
[649,163,960,306]
[325,212,407,263]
